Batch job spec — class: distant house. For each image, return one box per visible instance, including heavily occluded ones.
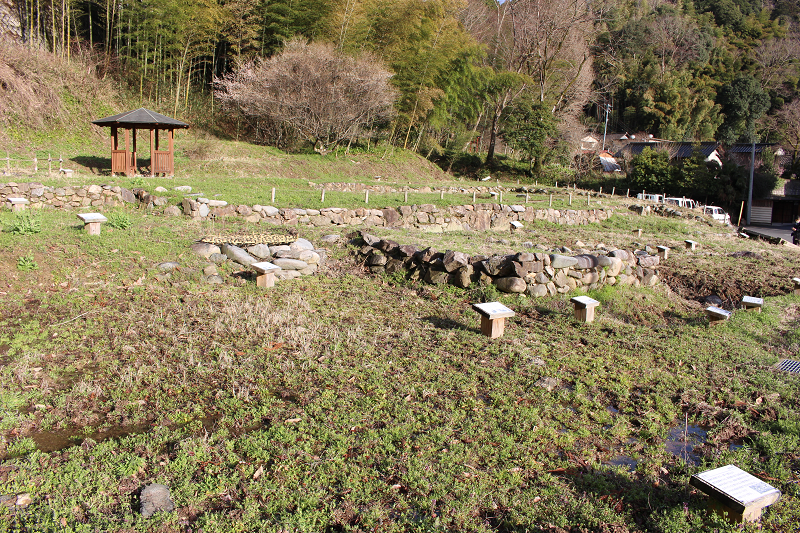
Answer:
[598,151,622,173]
[726,144,788,175]
[615,141,722,167]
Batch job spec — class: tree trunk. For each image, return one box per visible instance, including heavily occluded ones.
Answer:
[485,110,500,166]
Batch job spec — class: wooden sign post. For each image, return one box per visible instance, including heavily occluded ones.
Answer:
[472,302,515,339]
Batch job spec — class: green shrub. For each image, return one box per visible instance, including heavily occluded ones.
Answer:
[6,212,42,235]
[17,253,38,271]
[106,212,132,230]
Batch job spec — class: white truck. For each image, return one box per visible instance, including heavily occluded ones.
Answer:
[702,206,731,224]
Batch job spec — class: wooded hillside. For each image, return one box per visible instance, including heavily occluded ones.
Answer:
[1,0,799,171]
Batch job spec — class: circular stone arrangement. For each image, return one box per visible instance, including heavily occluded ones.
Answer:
[189,236,329,284]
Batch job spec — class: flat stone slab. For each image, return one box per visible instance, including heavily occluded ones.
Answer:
[570,296,600,308]
[690,465,780,520]
[7,197,29,205]
[510,221,523,229]
[77,213,107,223]
[251,261,281,274]
[472,302,515,319]
[793,277,800,285]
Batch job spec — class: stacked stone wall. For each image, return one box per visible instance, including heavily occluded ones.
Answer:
[356,231,661,297]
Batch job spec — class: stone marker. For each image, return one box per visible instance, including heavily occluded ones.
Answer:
[7,197,29,212]
[76,213,107,235]
[685,239,698,250]
[510,220,523,231]
[689,464,780,524]
[140,483,175,518]
[657,245,670,260]
[705,306,731,325]
[793,277,800,295]
[741,296,763,312]
[570,295,600,323]
[633,228,642,238]
[472,301,515,339]
[251,261,281,288]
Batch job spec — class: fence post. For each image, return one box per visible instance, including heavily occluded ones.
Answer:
[569,193,572,206]
[472,191,476,204]
[611,186,615,196]
[626,189,630,197]
[33,156,38,173]
[321,189,325,203]
[404,191,408,203]
[365,190,369,203]
[271,187,275,203]
[549,194,552,207]
[440,190,444,200]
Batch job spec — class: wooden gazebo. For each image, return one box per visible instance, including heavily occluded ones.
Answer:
[92,108,189,177]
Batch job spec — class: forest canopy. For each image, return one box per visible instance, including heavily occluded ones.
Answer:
[2,0,799,167]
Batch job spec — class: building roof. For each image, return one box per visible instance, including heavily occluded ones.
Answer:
[598,152,621,172]
[727,143,777,154]
[616,141,719,159]
[92,107,189,129]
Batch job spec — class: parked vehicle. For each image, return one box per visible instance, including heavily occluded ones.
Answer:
[702,206,731,224]
[636,193,664,203]
[665,197,698,209]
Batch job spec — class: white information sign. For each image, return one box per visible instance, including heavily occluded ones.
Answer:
[694,465,779,506]
[472,302,515,319]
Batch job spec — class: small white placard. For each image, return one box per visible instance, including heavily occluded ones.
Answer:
[742,296,763,306]
[793,277,800,284]
[657,245,670,251]
[77,213,107,223]
[694,465,779,506]
[7,197,30,204]
[251,261,280,274]
[570,296,600,307]
[472,302,515,319]
[706,306,731,317]
[510,221,523,229]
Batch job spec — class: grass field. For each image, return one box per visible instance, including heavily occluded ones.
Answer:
[0,160,799,531]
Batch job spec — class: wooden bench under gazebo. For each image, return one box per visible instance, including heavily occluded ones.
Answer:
[91,108,189,177]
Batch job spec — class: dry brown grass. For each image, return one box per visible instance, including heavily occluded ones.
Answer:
[0,41,119,134]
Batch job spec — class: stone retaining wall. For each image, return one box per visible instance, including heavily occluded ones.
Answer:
[181,196,614,232]
[356,231,660,297]
[3,181,614,232]
[0,181,139,208]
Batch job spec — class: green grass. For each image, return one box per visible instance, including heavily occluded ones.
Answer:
[0,206,798,531]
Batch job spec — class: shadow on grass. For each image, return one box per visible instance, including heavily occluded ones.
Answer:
[421,315,477,333]
[72,155,111,175]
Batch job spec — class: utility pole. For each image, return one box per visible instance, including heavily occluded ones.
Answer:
[746,138,756,226]
[602,103,611,152]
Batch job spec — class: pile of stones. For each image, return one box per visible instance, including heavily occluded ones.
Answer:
[190,237,327,284]
[356,231,660,296]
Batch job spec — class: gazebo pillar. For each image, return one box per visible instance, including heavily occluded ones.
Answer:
[168,128,174,176]
[132,128,137,175]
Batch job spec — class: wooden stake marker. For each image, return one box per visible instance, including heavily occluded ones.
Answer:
[657,245,670,260]
[570,296,600,323]
[685,239,698,250]
[77,213,107,235]
[705,306,731,325]
[793,277,800,295]
[741,296,763,312]
[633,228,642,238]
[7,197,30,212]
[472,302,515,339]
[251,261,281,288]
[690,464,781,524]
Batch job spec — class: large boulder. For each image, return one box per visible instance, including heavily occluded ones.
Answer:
[550,254,578,269]
[221,244,257,266]
[494,277,527,293]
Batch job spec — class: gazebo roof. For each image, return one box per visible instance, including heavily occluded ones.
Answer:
[92,107,189,129]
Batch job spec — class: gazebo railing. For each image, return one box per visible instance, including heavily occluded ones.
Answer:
[152,150,172,174]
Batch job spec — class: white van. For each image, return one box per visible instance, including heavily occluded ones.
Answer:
[665,197,698,209]
[702,206,730,224]
[636,193,664,203]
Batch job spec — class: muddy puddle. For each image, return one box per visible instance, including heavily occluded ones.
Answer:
[24,413,226,454]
